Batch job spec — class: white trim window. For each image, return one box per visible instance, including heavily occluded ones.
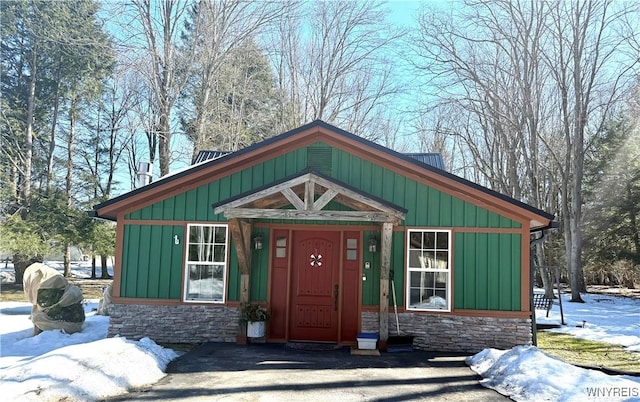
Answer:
[406,229,451,311]
[184,224,228,303]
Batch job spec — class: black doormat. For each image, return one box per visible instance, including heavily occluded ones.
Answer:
[286,342,343,351]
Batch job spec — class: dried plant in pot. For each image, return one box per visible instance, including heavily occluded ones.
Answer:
[240,303,271,338]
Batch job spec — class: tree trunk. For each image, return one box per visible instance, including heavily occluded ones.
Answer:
[100,255,111,279]
[535,245,555,299]
[23,47,37,202]
[628,182,640,255]
[66,98,77,201]
[63,245,71,277]
[91,255,97,279]
[158,113,171,176]
[46,79,61,192]
[568,224,585,301]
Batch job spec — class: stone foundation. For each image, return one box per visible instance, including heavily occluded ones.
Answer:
[362,311,532,353]
[108,303,239,343]
[108,303,531,351]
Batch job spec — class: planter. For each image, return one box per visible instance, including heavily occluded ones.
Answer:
[247,321,266,338]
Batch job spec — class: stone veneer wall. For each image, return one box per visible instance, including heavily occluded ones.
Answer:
[108,304,531,351]
[361,311,532,353]
[108,303,239,343]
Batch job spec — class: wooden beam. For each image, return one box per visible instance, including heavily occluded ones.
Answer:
[225,208,401,222]
[313,189,338,211]
[214,174,311,213]
[281,187,305,211]
[304,181,314,210]
[379,222,393,346]
[228,218,252,277]
[229,218,253,343]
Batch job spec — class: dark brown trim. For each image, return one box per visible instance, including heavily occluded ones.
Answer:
[285,229,292,340]
[121,219,523,234]
[521,225,531,312]
[449,229,455,313]
[123,219,198,225]
[452,227,522,234]
[338,231,344,343]
[181,222,188,302]
[112,214,125,299]
[112,297,242,307]
[450,309,531,319]
[360,306,529,319]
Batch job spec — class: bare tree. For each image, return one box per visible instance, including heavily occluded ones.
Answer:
[269,1,405,140]
[410,0,638,300]
[125,0,194,177]
[542,0,638,301]
[181,0,294,158]
[411,0,555,201]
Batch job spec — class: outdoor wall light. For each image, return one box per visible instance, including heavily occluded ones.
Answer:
[173,235,180,245]
[253,233,263,250]
[368,235,378,253]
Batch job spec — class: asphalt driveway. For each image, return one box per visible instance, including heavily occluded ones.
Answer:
[110,343,508,401]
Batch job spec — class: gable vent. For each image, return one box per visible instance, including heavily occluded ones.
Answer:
[307,146,332,175]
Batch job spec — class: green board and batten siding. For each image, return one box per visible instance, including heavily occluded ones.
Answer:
[119,142,524,310]
[120,225,184,299]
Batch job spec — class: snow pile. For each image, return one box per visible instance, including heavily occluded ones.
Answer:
[1,337,178,401]
[469,346,640,401]
[0,301,179,401]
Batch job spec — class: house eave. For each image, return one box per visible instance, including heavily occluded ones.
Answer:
[90,120,553,225]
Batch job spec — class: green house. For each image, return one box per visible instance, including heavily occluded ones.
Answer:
[92,121,554,352]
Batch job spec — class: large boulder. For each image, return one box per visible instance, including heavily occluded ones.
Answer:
[23,263,85,334]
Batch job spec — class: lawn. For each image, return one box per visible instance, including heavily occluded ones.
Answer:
[1,279,110,302]
[537,331,640,374]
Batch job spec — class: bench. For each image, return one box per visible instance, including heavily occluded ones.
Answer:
[533,294,554,317]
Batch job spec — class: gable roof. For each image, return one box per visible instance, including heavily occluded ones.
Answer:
[91,120,554,229]
[194,150,446,171]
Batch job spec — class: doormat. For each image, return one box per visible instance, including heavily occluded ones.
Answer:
[286,342,342,351]
[350,346,380,356]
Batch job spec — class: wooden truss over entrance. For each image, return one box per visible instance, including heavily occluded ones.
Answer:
[213,171,406,224]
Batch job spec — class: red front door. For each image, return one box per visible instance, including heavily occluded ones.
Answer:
[289,231,340,342]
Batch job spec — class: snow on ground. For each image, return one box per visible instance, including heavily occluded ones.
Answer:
[538,292,640,352]
[469,291,640,401]
[468,346,640,401]
[1,261,639,401]
[0,300,179,401]
[1,261,178,401]
[0,259,115,283]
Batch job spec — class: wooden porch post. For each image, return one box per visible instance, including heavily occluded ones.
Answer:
[379,222,393,350]
[228,218,253,343]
